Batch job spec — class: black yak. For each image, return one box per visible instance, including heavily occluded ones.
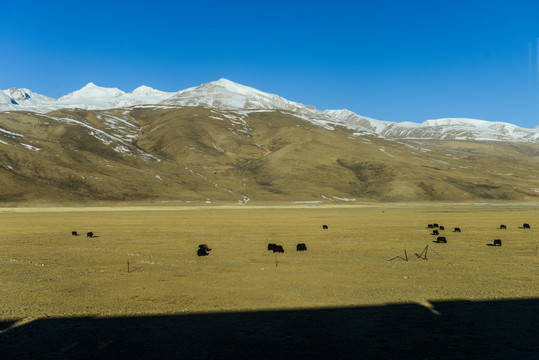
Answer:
[197,244,211,256]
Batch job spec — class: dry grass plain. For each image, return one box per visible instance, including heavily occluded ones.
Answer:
[1,203,538,358]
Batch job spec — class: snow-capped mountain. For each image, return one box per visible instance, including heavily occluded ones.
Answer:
[130,85,170,96]
[161,78,343,129]
[0,83,175,111]
[1,82,538,204]
[1,79,538,142]
[163,78,307,111]
[324,110,539,142]
[0,87,55,109]
[56,82,176,109]
[382,118,539,142]
[58,82,125,100]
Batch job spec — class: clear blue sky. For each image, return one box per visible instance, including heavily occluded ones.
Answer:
[1,0,539,127]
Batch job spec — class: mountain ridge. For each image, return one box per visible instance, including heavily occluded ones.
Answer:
[0,104,537,205]
[1,79,538,143]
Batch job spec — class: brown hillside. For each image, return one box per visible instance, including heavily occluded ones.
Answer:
[0,107,537,205]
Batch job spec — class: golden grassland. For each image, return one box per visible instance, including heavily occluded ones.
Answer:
[1,203,538,321]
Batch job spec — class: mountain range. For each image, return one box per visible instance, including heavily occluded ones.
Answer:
[0,79,538,205]
[2,79,538,143]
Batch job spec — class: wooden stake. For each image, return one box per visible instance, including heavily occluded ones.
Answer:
[127,261,130,273]
[387,250,408,262]
[415,246,429,260]
[428,246,443,259]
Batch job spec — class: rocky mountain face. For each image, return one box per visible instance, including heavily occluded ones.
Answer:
[0,79,537,205]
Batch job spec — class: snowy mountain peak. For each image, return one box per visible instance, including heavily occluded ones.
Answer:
[59,83,126,100]
[4,88,31,101]
[209,78,262,95]
[130,85,169,96]
[163,78,306,112]
[0,79,537,142]
[0,87,56,107]
[213,78,237,86]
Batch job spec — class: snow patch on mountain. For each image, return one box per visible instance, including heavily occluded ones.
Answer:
[0,92,14,107]
[0,127,24,137]
[323,109,389,133]
[21,143,41,152]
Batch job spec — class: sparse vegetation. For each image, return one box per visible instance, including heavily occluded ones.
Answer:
[0,108,537,205]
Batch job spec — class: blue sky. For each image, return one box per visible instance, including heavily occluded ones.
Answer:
[1,0,539,127]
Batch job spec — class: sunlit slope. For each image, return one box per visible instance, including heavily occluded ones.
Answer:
[0,107,537,204]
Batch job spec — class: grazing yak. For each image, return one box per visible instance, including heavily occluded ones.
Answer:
[432,230,439,235]
[453,227,461,232]
[86,232,93,238]
[296,243,307,251]
[523,223,531,229]
[435,236,447,243]
[268,243,284,253]
[322,225,328,230]
[433,223,439,228]
[72,231,78,236]
[493,239,502,246]
[439,226,445,231]
[427,224,434,229]
[197,244,211,256]
[499,225,507,229]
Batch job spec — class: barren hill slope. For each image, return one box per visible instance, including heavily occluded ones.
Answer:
[0,107,537,205]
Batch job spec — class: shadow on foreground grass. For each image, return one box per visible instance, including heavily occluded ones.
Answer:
[1,299,538,359]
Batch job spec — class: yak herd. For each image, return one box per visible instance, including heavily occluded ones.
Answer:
[71,231,94,238]
[194,225,323,257]
[427,223,531,247]
[71,222,531,257]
